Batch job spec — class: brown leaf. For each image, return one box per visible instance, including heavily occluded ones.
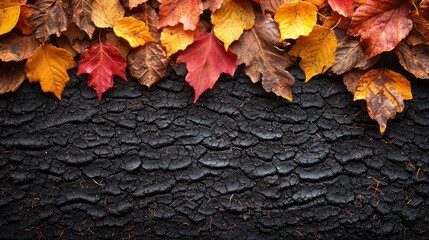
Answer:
[0,61,26,94]
[231,12,295,101]
[63,23,86,44]
[410,11,429,41]
[16,5,37,35]
[404,28,428,46]
[30,0,70,43]
[421,0,429,20]
[0,31,39,62]
[343,69,366,94]
[105,32,131,59]
[57,35,79,57]
[394,42,429,79]
[260,0,294,14]
[71,0,96,38]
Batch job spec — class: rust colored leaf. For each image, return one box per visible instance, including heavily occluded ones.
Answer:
[328,0,355,17]
[410,11,429,41]
[343,69,366,94]
[421,0,429,20]
[0,31,39,62]
[158,0,203,30]
[0,62,26,94]
[348,0,413,58]
[231,13,295,101]
[30,0,70,43]
[354,68,412,134]
[71,0,96,38]
[394,42,429,79]
[16,5,37,35]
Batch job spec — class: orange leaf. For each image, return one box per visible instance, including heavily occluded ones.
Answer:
[113,17,155,48]
[161,24,198,58]
[158,0,203,31]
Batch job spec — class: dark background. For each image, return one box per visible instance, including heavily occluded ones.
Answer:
[1,67,428,239]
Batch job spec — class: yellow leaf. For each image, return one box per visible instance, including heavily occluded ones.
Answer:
[274,1,318,41]
[289,25,337,82]
[211,0,255,50]
[25,44,76,100]
[91,0,125,28]
[305,0,325,7]
[354,69,412,134]
[113,17,155,48]
[0,0,20,35]
[160,24,198,58]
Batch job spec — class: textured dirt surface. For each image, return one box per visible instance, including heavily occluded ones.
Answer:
[0,67,428,239]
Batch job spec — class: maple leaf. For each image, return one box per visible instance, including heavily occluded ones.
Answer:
[113,17,155,48]
[176,32,238,103]
[0,62,26,94]
[0,0,21,36]
[77,42,127,100]
[15,4,37,35]
[274,1,318,41]
[394,42,429,79]
[160,24,198,58]
[128,0,148,9]
[211,0,255,50]
[158,0,203,31]
[354,69,412,134]
[289,25,337,82]
[0,31,39,62]
[25,44,76,100]
[91,0,125,28]
[231,12,295,101]
[203,0,223,12]
[29,0,70,43]
[328,0,355,18]
[71,0,96,39]
[348,0,413,58]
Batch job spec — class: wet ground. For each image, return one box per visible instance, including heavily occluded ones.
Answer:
[0,67,428,239]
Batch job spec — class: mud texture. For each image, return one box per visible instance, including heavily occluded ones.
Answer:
[0,67,428,239]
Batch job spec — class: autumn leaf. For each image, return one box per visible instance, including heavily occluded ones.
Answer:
[0,0,21,36]
[260,0,293,14]
[0,31,39,62]
[421,0,429,20]
[160,24,198,58]
[15,4,36,35]
[354,69,412,134]
[394,42,429,79]
[0,62,26,94]
[25,44,76,100]
[128,0,148,9]
[328,0,355,18]
[105,32,131,59]
[203,0,223,12]
[231,12,295,101]
[211,0,255,50]
[29,0,70,43]
[274,1,318,41]
[289,25,337,82]
[343,69,366,94]
[348,0,413,58]
[113,17,155,48]
[91,0,125,28]
[305,0,325,7]
[71,0,96,39]
[176,32,238,103]
[410,12,429,41]
[158,0,203,31]
[78,42,127,100]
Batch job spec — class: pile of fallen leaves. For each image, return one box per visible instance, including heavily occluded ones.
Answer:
[0,0,428,134]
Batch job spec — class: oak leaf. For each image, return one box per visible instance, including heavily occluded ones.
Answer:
[71,0,96,38]
[113,17,155,48]
[0,0,21,36]
[91,0,125,28]
[176,32,238,102]
[16,4,36,35]
[231,12,295,101]
[160,24,198,58]
[328,0,355,17]
[348,0,413,58]
[25,44,76,100]
[158,0,203,31]
[0,62,26,94]
[354,69,412,134]
[211,0,255,50]
[394,42,429,79]
[0,31,38,61]
[78,42,127,100]
[29,0,70,43]
[274,1,318,40]
[289,25,337,82]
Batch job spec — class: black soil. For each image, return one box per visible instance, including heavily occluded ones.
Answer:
[1,67,428,239]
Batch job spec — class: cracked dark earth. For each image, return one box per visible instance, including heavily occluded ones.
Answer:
[0,67,428,239]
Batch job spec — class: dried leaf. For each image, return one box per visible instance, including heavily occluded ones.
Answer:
[113,17,155,48]
[71,0,96,38]
[158,0,203,30]
[328,0,355,17]
[343,69,366,94]
[289,25,337,82]
[394,42,429,79]
[16,4,37,35]
[0,62,26,94]
[203,0,223,12]
[231,12,295,101]
[274,1,318,40]
[260,0,293,14]
[160,24,198,58]
[354,68,412,134]
[78,42,127,100]
[0,0,21,36]
[105,32,131,59]
[25,44,76,100]
[0,31,39,62]
[91,0,125,28]
[421,0,429,20]
[128,0,148,9]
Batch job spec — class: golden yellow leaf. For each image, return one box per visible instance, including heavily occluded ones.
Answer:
[274,1,318,41]
[211,0,255,50]
[25,44,76,100]
[305,0,325,7]
[91,0,125,28]
[354,69,412,134]
[113,17,155,48]
[0,0,21,35]
[160,24,198,58]
[289,25,337,82]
